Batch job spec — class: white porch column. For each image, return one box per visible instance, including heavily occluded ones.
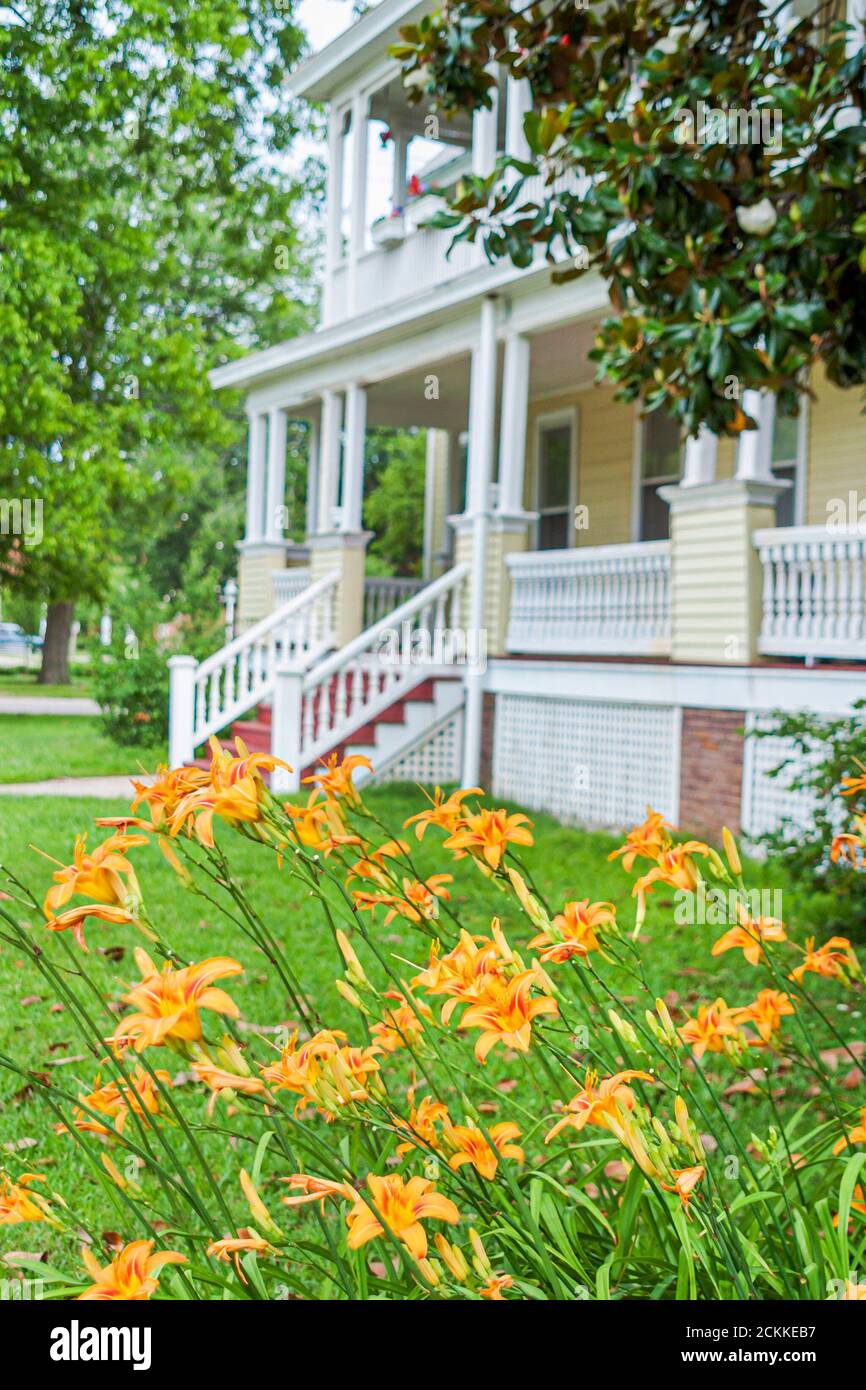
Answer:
[341,383,367,533]
[735,390,777,482]
[461,295,499,786]
[317,389,343,534]
[682,425,718,486]
[472,68,499,175]
[305,416,320,540]
[391,128,409,210]
[505,73,532,166]
[347,91,370,315]
[323,106,345,326]
[265,406,288,541]
[244,413,267,541]
[497,333,531,514]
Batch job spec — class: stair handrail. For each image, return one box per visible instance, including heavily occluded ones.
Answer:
[291,564,469,776]
[196,570,337,681]
[303,563,468,694]
[168,570,339,767]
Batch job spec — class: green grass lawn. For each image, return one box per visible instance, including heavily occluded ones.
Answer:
[0,786,860,1284]
[0,716,166,783]
[0,667,93,699]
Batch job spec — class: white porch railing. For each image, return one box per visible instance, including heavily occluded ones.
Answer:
[363,576,424,628]
[505,542,672,656]
[270,565,469,790]
[754,525,866,659]
[168,571,339,766]
[272,567,310,606]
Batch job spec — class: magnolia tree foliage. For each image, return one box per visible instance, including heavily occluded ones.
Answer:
[393,0,866,437]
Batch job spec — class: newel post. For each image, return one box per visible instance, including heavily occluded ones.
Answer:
[271,659,303,794]
[168,655,197,768]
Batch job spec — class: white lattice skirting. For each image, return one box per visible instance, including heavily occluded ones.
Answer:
[491,694,680,829]
[373,711,464,786]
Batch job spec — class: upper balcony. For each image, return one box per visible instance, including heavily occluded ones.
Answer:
[288,0,539,327]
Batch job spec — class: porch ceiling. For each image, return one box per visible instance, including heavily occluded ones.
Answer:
[528,318,599,396]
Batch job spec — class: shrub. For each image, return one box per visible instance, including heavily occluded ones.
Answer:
[92,639,169,748]
[0,748,864,1301]
[748,702,866,938]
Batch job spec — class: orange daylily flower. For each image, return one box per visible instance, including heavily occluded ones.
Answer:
[413,925,512,1022]
[345,839,409,890]
[281,1173,358,1213]
[370,991,429,1053]
[395,1095,450,1156]
[841,770,866,798]
[43,832,146,920]
[480,1274,514,1299]
[132,764,210,827]
[445,1121,524,1180]
[830,831,866,867]
[789,935,860,986]
[167,735,290,847]
[833,1185,866,1227]
[108,948,243,1053]
[632,841,713,896]
[353,874,452,925]
[732,989,795,1044]
[0,1171,53,1225]
[711,906,787,966]
[61,1066,172,1137]
[44,902,135,951]
[456,970,558,1063]
[661,1164,705,1218]
[259,1029,345,1103]
[528,899,616,964]
[679,998,742,1059]
[207,1230,274,1282]
[443,807,533,870]
[404,786,483,840]
[191,1061,266,1114]
[346,1174,460,1261]
[608,807,673,871]
[284,790,348,851]
[833,1106,866,1156]
[303,752,372,803]
[259,1028,382,1117]
[545,1069,657,1176]
[78,1239,186,1300]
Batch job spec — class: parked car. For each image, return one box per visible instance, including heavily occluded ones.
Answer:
[0,621,43,651]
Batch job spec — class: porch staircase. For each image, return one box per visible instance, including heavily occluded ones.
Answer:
[170,564,470,790]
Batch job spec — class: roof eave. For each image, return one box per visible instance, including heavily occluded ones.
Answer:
[287,0,427,103]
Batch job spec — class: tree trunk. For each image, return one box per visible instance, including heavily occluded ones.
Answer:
[39,601,75,685]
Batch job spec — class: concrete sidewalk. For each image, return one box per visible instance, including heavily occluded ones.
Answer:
[0,774,153,798]
[0,695,100,716]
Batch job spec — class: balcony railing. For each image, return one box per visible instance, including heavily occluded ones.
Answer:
[754,525,866,660]
[505,542,672,657]
[272,568,310,607]
[363,576,424,628]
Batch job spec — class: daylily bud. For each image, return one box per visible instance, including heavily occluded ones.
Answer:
[722,827,742,877]
[335,929,370,988]
[469,1227,493,1279]
[240,1168,284,1242]
[608,1008,639,1047]
[434,1233,469,1282]
[335,979,368,1012]
[655,997,678,1044]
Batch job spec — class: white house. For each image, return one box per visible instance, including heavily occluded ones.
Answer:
[168,0,866,843]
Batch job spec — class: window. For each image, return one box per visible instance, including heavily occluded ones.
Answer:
[536,415,573,550]
[770,410,801,528]
[638,412,682,540]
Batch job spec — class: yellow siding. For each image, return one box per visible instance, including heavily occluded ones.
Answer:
[525,384,635,547]
[238,548,287,629]
[806,367,866,524]
[669,499,774,664]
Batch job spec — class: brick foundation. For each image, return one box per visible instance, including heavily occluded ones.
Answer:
[678,707,746,837]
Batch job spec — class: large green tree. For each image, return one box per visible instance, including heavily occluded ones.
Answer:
[0,1,317,680]
[393,0,866,438]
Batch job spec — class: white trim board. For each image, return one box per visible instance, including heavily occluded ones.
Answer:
[485,658,866,717]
